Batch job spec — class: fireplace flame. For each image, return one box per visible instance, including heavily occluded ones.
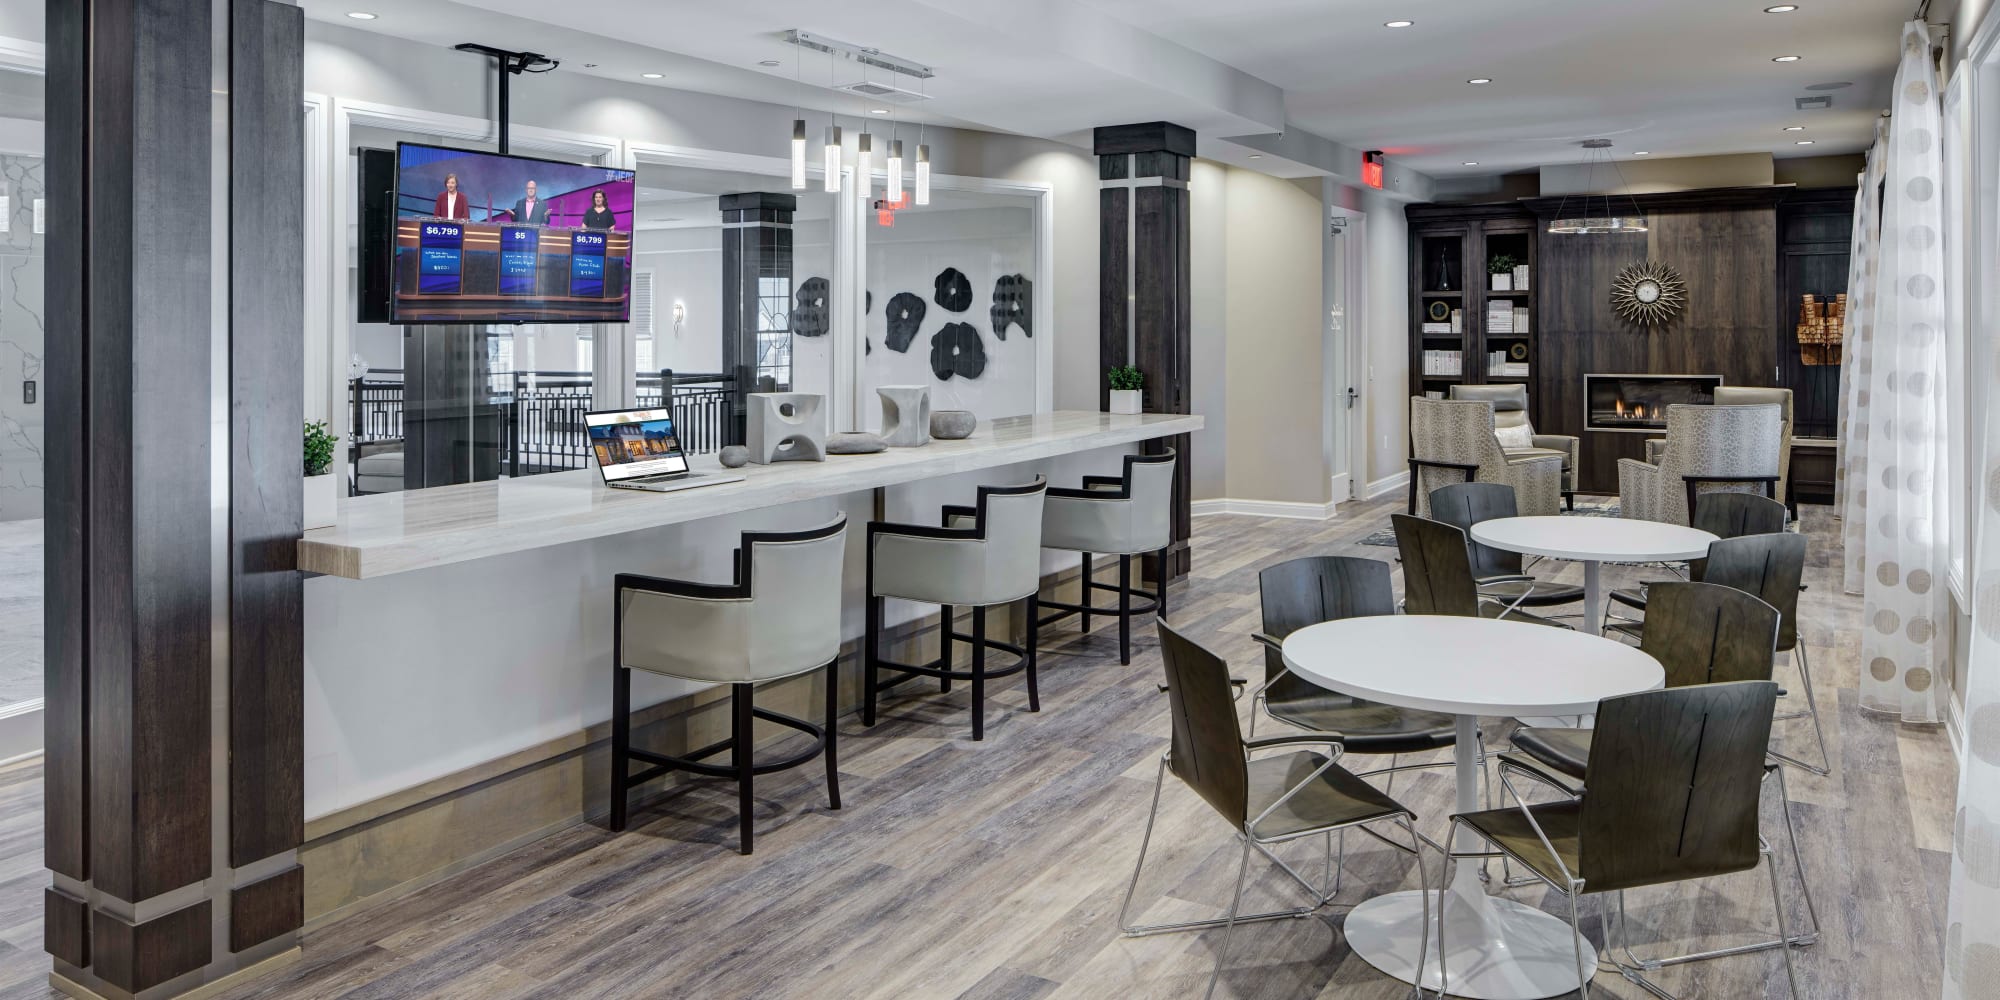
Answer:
[1615,399,1625,417]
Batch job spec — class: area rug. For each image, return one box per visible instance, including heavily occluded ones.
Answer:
[1359,498,1622,547]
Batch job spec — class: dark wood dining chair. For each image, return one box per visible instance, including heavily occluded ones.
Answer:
[1391,513,1564,626]
[1428,482,1586,618]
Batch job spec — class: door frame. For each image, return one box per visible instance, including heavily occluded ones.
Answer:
[1324,201,1368,505]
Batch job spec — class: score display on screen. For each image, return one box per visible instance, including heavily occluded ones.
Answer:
[389,142,635,324]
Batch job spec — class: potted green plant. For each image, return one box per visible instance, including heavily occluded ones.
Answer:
[303,420,339,530]
[1488,253,1518,291]
[1107,365,1144,415]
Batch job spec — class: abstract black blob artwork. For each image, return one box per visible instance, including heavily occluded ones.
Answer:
[885,292,926,353]
[930,322,987,380]
[865,290,873,314]
[990,274,1031,340]
[934,267,973,312]
[794,277,831,338]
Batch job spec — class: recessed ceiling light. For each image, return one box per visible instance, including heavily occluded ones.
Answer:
[641,72,664,79]
[1764,4,1798,11]
[1248,154,1263,159]
[1462,161,1478,166]
[758,59,781,67]
[1783,125,1806,132]
[1772,55,1802,63]
[1384,20,1414,28]
[1796,139,1816,145]
[1467,78,1492,85]
[1634,151,1651,156]
[869,108,891,114]
[345,10,376,18]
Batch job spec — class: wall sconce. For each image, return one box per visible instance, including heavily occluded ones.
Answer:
[672,301,686,336]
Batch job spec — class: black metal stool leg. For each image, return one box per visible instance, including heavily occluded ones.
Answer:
[940,604,954,693]
[1079,554,1092,634]
[1156,545,1170,619]
[1118,555,1133,665]
[972,605,988,741]
[1026,594,1042,713]
[863,594,880,727]
[823,660,842,810]
[609,664,631,832]
[733,682,755,855]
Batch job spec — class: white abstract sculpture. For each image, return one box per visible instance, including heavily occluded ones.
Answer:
[746,392,827,464]
[877,385,932,448]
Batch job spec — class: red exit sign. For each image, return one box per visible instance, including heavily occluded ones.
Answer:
[1362,150,1385,189]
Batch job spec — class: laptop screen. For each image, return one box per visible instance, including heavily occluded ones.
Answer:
[585,408,689,482]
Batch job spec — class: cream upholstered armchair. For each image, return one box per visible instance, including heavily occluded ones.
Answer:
[1449,384,1578,508]
[1407,396,1564,518]
[1644,387,1795,505]
[1619,403,1784,526]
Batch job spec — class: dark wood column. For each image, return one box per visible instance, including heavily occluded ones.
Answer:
[46,0,307,995]
[719,192,797,446]
[1095,122,1194,579]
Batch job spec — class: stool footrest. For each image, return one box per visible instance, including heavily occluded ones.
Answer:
[625,707,828,779]
[1038,588,1160,626]
[875,635,1031,686]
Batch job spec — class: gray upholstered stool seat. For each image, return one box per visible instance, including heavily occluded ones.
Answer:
[354,450,403,494]
[1036,450,1177,665]
[608,516,848,855]
[866,479,1048,741]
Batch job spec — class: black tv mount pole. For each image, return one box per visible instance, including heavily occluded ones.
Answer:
[453,43,558,154]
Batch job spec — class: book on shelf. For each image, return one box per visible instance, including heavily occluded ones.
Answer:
[1421,349,1464,376]
[1422,322,1452,334]
[1451,309,1463,333]
[1486,304,1514,334]
[1424,390,1445,400]
[1513,306,1530,333]
[1501,362,1530,376]
[1486,351,1506,376]
[1512,264,1530,289]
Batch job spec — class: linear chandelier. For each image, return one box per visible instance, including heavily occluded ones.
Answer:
[1547,139,1648,234]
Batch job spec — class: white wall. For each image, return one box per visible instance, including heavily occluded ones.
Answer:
[631,227,724,375]
[1222,168,1328,506]
[1188,159,1229,500]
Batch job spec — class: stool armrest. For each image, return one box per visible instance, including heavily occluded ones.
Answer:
[615,571,746,601]
[868,519,979,543]
[1047,484,1128,500]
[939,504,979,527]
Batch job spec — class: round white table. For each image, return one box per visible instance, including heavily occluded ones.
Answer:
[1470,516,1717,637]
[1283,615,1664,1000]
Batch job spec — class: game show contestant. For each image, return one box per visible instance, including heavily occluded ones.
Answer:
[582,189,616,230]
[511,180,550,226]
[432,173,471,219]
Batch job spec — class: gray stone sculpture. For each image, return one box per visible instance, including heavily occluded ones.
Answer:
[877,385,932,447]
[718,445,751,468]
[745,392,827,464]
[826,432,888,455]
[930,410,977,440]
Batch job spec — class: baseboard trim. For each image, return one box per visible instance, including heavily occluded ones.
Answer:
[1190,497,1337,521]
[1364,470,1411,501]
[0,700,43,765]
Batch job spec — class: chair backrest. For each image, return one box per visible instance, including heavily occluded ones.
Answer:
[1696,532,1807,652]
[1409,398,1509,514]
[1579,681,1780,894]
[977,479,1050,602]
[1713,386,1793,440]
[1449,384,1532,432]
[1427,482,1523,578]
[1258,557,1396,702]
[742,517,851,678]
[1639,582,1780,687]
[1392,513,1482,616]
[1662,404,1783,479]
[1125,451,1179,552]
[1156,620,1249,827]
[1688,491,1789,579]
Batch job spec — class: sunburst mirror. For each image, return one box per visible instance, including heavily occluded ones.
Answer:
[1611,261,1687,327]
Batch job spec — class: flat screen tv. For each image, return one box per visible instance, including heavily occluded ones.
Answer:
[388,142,637,325]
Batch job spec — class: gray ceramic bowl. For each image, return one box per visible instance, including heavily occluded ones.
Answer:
[930,410,977,440]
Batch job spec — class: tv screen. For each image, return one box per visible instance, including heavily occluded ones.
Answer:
[390,142,636,325]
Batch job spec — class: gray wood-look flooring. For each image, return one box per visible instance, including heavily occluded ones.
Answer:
[0,501,1957,999]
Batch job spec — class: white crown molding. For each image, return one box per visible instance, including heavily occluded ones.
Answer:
[0,35,45,75]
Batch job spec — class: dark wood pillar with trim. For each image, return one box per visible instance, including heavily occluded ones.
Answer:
[1095,122,1193,581]
[719,192,797,446]
[45,0,306,995]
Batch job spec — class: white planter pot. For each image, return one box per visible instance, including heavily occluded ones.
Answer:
[1108,389,1143,415]
[1490,274,1512,291]
[303,473,338,530]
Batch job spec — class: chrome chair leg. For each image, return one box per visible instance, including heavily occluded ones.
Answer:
[1399,815,1434,1000]
[1773,766,1821,944]
[1766,844,1804,998]
[1770,644,1832,776]
[1567,889,1592,1000]
[1116,756,1169,934]
[1120,755,1317,936]
[1205,836,1255,1000]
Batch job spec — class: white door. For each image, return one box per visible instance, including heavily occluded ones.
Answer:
[1324,205,1367,503]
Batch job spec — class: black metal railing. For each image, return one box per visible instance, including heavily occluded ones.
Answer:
[350,369,404,444]
[639,370,735,456]
[508,371,597,475]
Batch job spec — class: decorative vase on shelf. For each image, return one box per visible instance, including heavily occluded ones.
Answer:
[1108,389,1143,415]
[303,474,338,530]
[1435,245,1453,291]
[1491,273,1512,291]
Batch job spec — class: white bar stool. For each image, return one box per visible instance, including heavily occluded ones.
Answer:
[608,515,848,855]
[864,479,1048,741]
[1037,450,1177,664]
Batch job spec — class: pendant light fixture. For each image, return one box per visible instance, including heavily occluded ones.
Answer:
[856,131,874,200]
[1546,139,1647,234]
[913,74,930,205]
[886,71,904,201]
[789,46,807,189]
[821,50,841,193]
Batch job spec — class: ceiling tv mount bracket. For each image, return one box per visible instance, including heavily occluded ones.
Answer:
[453,42,559,153]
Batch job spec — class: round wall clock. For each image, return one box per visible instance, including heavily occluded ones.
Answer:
[1610,261,1687,327]
[1508,342,1529,361]
[1427,300,1451,322]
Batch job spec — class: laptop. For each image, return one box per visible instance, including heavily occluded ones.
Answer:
[585,407,745,494]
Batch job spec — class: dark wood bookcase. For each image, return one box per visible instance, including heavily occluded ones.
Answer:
[1406,204,1539,408]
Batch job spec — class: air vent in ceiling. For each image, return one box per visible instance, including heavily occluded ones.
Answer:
[835,79,932,103]
[1796,95,1834,110]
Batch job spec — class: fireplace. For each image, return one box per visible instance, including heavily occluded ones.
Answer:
[1585,374,1723,433]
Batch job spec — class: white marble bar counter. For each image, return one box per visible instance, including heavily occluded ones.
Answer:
[299,411,1204,580]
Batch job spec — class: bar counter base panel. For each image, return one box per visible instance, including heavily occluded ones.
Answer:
[52,948,301,1000]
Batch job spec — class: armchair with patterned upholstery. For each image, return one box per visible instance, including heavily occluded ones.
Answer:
[1407,396,1564,518]
[1643,387,1795,506]
[1619,403,1784,526]
[1451,384,1579,509]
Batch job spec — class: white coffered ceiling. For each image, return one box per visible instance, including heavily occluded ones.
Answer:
[296,0,1906,178]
